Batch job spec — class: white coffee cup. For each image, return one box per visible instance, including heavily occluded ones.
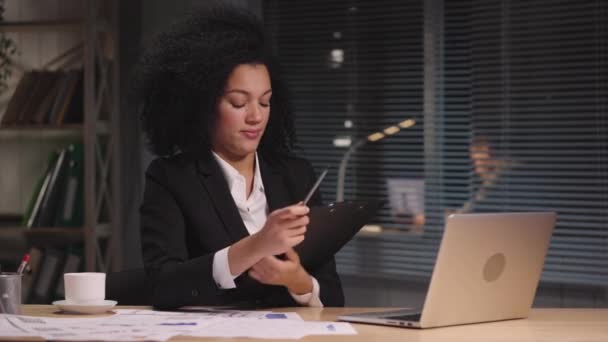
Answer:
[64,272,105,304]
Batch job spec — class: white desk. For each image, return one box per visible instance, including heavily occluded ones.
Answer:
[12,305,608,341]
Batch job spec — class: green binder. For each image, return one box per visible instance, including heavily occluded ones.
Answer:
[55,143,84,228]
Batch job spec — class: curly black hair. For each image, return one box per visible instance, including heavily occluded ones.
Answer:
[130,3,295,158]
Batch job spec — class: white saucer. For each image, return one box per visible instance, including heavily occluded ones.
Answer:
[52,300,117,314]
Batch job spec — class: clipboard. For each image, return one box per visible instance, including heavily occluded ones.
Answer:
[294,200,383,271]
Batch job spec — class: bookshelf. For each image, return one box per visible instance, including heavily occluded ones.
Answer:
[25,225,110,246]
[0,0,121,277]
[0,123,109,138]
[0,19,82,32]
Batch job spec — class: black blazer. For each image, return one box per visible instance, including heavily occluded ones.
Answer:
[140,150,344,310]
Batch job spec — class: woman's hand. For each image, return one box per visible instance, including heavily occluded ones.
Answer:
[226,203,308,279]
[251,203,309,257]
[248,249,313,294]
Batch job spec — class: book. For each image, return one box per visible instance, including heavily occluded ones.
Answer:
[61,70,84,124]
[21,247,43,303]
[47,72,72,125]
[26,151,59,228]
[21,171,45,227]
[31,71,63,125]
[0,69,84,126]
[55,143,84,228]
[19,71,57,124]
[1,71,36,125]
[53,70,81,125]
[29,247,64,304]
[33,148,69,227]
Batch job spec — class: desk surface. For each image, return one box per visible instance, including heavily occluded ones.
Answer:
[12,305,608,341]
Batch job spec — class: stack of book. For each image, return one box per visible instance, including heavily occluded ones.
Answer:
[23,246,83,304]
[0,69,83,126]
[23,143,84,229]
[14,142,87,304]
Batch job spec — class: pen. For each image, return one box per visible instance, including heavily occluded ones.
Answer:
[303,168,328,205]
[17,254,30,275]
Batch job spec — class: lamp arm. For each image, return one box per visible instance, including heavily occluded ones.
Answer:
[336,139,366,202]
[334,118,416,202]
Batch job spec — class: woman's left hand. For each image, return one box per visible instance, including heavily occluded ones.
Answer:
[248,249,313,294]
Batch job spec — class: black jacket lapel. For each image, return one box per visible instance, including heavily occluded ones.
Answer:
[195,152,250,241]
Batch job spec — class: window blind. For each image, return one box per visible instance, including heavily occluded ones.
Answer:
[264,0,608,285]
[264,0,440,278]
[468,0,608,285]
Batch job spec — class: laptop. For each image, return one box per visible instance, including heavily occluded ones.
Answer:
[338,212,556,329]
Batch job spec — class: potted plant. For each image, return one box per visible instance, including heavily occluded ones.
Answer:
[0,0,17,94]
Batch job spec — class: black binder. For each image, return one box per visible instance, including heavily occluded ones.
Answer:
[295,200,383,270]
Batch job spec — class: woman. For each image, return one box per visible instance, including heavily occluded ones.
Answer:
[131,5,344,309]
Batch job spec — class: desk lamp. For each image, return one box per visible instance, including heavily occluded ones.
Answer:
[336,119,416,202]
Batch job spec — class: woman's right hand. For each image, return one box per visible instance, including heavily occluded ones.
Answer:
[252,203,310,257]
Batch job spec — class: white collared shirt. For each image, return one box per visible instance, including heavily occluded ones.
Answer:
[211,152,322,307]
